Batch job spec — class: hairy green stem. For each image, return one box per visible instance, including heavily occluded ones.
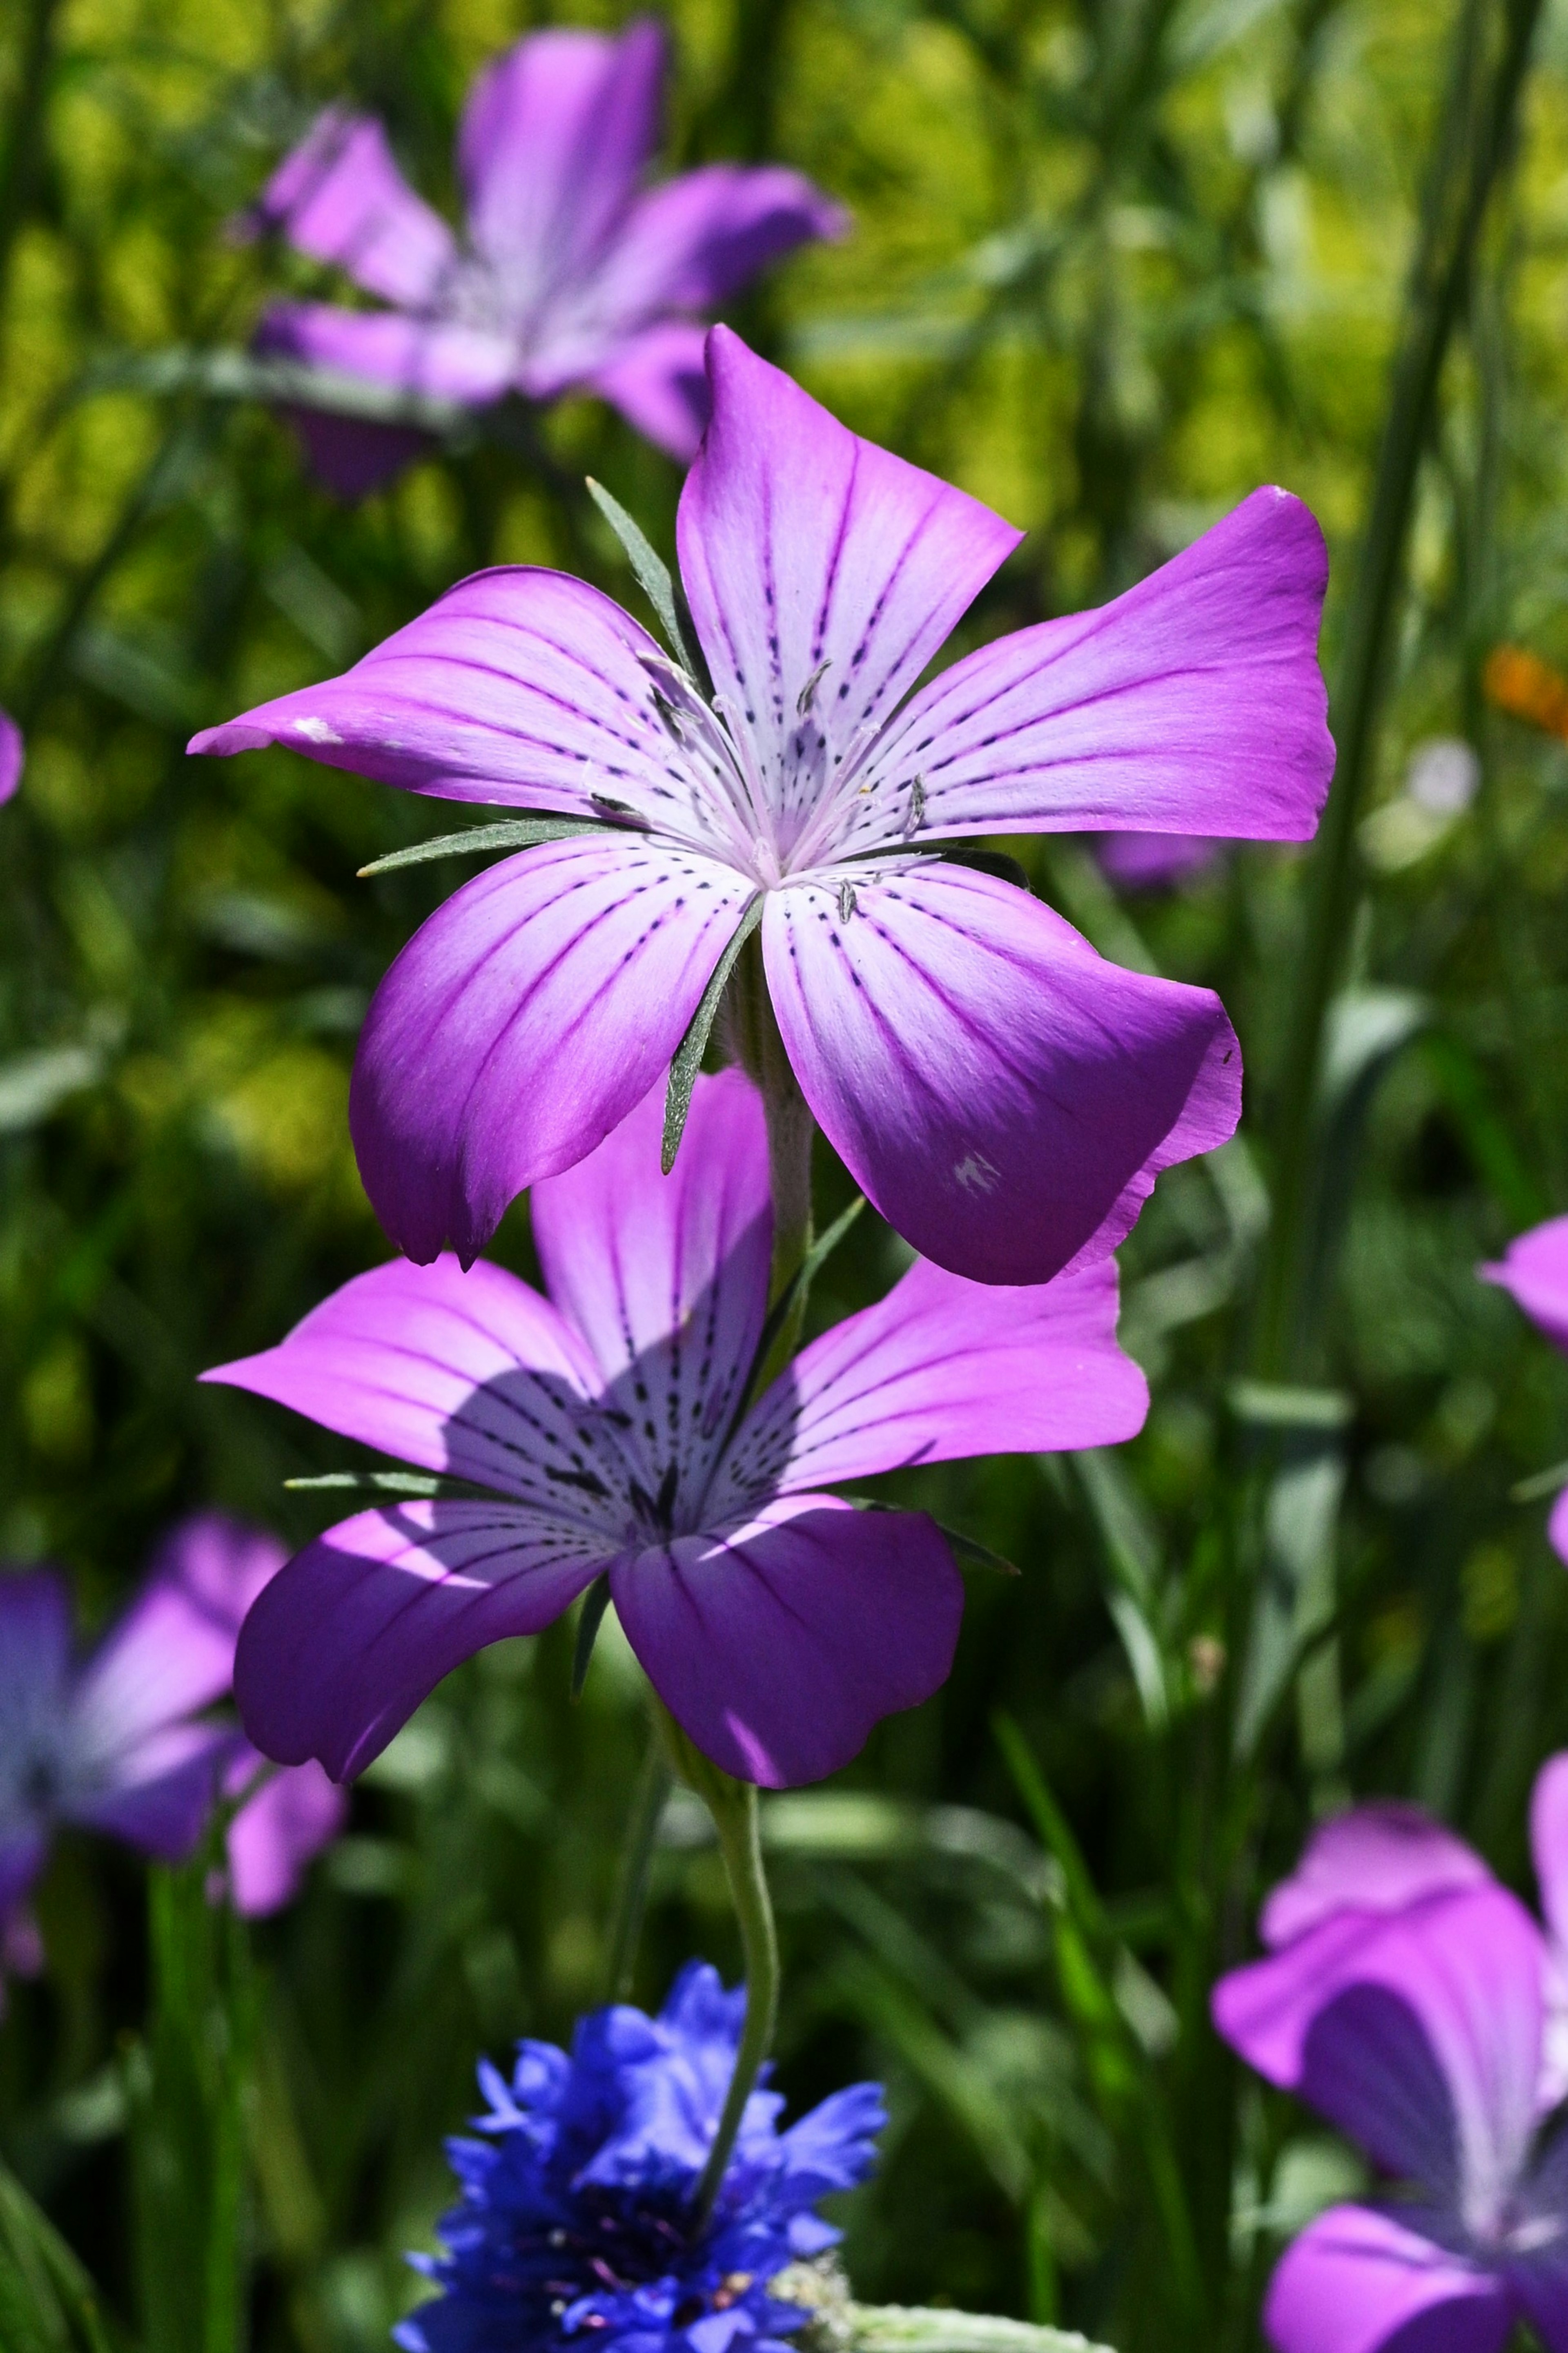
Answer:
[653,1705,780,2230]
[1252,0,1544,1381]
[603,1733,674,2003]
[724,935,815,1366]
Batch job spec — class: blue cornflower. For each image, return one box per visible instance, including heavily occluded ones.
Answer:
[396,1963,884,2353]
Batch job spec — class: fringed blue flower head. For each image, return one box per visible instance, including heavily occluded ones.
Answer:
[396,1963,884,2353]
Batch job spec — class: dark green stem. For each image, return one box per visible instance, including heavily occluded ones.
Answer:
[603,1734,674,2004]
[1252,0,1544,1380]
[724,935,814,1367]
[653,1706,780,2231]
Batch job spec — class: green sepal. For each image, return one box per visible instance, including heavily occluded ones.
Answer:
[571,1573,614,1701]
[844,1498,1019,1575]
[284,1470,488,1500]
[662,897,764,1174]
[357,814,605,878]
[586,477,701,677]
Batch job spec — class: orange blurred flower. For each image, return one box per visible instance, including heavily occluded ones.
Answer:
[1484,645,1568,737]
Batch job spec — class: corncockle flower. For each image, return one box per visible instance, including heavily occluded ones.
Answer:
[192,329,1332,1286]
[1212,1773,1568,2353]
[241,19,844,490]
[1483,1216,1568,1561]
[0,1513,345,1963]
[1092,832,1223,892]
[203,1068,1147,1788]
[0,711,20,804]
[394,1960,882,2353]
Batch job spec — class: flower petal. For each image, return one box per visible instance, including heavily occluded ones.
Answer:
[348,836,755,1263]
[1532,1755,1568,1953]
[1212,1886,1543,2215]
[189,566,705,826]
[253,301,517,406]
[1263,2205,1511,2353]
[1481,1214,1568,1353]
[587,166,848,330]
[64,1722,236,1861]
[762,860,1239,1285]
[234,1501,614,1778]
[585,320,711,462]
[457,22,663,293]
[532,1070,771,1508]
[243,109,458,307]
[0,709,22,804]
[222,1750,347,1916]
[203,1255,615,1515]
[1259,1803,1492,1951]
[0,1838,45,1926]
[610,1495,962,1786]
[1094,832,1222,890]
[274,406,432,500]
[0,1570,71,1699]
[71,1514,286,1749]
[853,486,1331,852]
[716,1255,1145,1512]
[676,330,1021,843]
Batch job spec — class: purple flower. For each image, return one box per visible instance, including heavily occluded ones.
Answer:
[202,1068,1147,1789]
[241,19,845,488]
[0,711,20,805]
[1483,1215,1568,1561]
[1212,1763,1568,2353]
[1091,832,1224,892]
[0,1514,345,1960]
[191,330,1332,1286]
[396,1960,881,2353]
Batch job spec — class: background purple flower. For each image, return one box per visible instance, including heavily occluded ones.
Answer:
[1091,831,1224,891]
[192,329,1332,1287]
[1212,1787,1568,2353]
[0,710,20,804]
[396,1960,882,2353]
[203,1068,1148,1789]
[241,19,845,488]
[0,1513,344,1965]
[1483,1213,1568,1560]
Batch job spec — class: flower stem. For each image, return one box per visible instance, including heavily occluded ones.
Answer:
[724,933,814,1369]
[652,1703,780,2232]
[603,1731,674,2004]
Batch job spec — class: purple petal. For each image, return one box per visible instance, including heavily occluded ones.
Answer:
[0,709,22,804]
[189,566,691,822]
[1093,832,1223,890]
[1480,1214,1568,1354]
[585,166,848,331]
[243,109,458,306]
[457,22,663,290]
[222,1749,347,1916]
[676,329,1021,841]
[857,486,1331,849]
[1551,1484,1568,1570]
[348,836,755,1263]
[0,1570,72,1697]
[716,1255,1145,1512]
[65,1722,235,1862]
[532,1071,771,1500]
[1263,2206,1511,2353]
[610,1495,962,1786]
[1260,1803,1492,1950]
[272,406,432,500]
[72,1513,286,1744]
[1532,1755,1568,1952]
[234,1502,614,1778]
[1213,1886,1543,2213]
[203,1254,609,1509]
[586,321,711,462]
[762,860,1240,1285]
[253,300,516,407]
[0,1837,47,1924]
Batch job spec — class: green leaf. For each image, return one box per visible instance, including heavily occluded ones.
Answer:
[842,2302,1112,2353]
[0,2164,116,2353]
[662,897,763,1173]
[283,1469,486,1499]
[571,1573,614,1701]
[844,1501,1018,1575]
[586,478,699,675]
[357,815,604,878]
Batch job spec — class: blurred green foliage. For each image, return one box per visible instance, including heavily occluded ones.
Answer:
[7,0,1568,2346]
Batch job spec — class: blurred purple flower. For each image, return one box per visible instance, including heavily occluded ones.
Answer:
[1212,1767,1568,2353]
[0,711,20,805]
[241,18,845,487]
[0,1514,344,1971]
[192,330,1332,1286]
[1483,1216,1568,1561]
[1091,832,1224,891]
[397,1961,881,2353]
[202,1068,1147,1789]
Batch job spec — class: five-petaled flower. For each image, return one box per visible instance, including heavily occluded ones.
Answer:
[1482,1215,1568,1565]
[203,1068,1147,1789]
[395,1960,882,2353]
[1212,1759,1568,2353]
[193,329,1333,1287]
[241,18,844,492]
[0,1514,345,1965]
